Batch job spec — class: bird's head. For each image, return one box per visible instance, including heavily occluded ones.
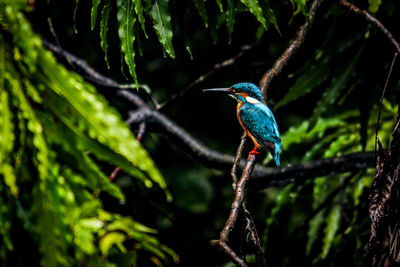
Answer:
[203,82,263,104]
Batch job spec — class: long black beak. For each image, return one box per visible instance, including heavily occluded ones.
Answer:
[202,88,231,93]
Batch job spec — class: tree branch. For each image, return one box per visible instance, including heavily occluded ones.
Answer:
[212,1,325,263]
[44,32,376,265]
[250,152,375,189]
[210,239,247,267]
[376,53,397,155]
[125,104,375,188]
[231,133,248,188]
[211,154,257,267]
[42,40,160,108]
[259,0,324,100]
[157,43,258,110]
[339,0,400,55]
[43,40,375,191]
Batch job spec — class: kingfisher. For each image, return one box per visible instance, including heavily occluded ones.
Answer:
[203,82,281,166]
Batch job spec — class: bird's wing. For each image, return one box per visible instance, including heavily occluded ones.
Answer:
[239,103,281,150]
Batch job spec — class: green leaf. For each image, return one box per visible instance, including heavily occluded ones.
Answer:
[6,74,49,181]
[308,47,364,131]
[282,117,346,150]
[91,0,102,30]
[117,0,138,86]
[353,176,371,207]
[323,134,360,158]
[36,76,156,199]
[100,232,127,256]
[302,131,343,161]
[100,1,112,69]
[193,0,209,28]
[320,204,340,259]
[240,0,266,28]
[43,63,170,198]
[133,0,148,37]
[39,111,126,200]
[263,184,294,246]
[292,0,308,18]
[276,63,330,109]
[226,0,236,43]
[31,164,71,266]
[149,0,175,58]
[260,0,279,33]
[73,0,80,33]
[104,215,179,263]
[0,90,18,196]
[80,218,104,229]
[306,211,324,255]
[74,216,103,254]
[184,35,194,60]
[368,0,382,13]
[108,217,157,235]
[215,0,223,12]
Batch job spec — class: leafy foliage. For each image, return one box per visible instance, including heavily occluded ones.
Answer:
[149,0,175,59]
[100,1,112,68]
[117,0,138,86]
[78,0,281,84]
[0,1,175,265]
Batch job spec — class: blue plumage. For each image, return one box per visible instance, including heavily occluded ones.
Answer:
[203,82,281,166]
[239,100,281,166]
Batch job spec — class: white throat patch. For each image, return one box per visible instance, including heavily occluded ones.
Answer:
[246,96,261,104]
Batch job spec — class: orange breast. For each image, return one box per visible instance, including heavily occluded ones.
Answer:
[236,105,262,148]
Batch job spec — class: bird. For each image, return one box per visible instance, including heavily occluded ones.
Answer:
[203,82,281,166]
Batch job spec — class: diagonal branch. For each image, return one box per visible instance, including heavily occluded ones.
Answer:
[44,40,376,191]
[211,1,325,264]
[210,154,258,267]
[231,133,248,187]
[157,43,258,110]
[42,40,160,108]
[259,0,324,100]
[339,0,400,55]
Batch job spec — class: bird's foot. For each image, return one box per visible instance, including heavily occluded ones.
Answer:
[248,147,259,156]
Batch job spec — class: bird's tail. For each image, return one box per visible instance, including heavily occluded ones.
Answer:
[274,143,281,166]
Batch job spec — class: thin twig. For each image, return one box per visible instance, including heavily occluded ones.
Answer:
[158,43,258,110]
[259,0,324,100]
[231,132,248,188]
[211,154,257,267]
[217,155,256,241]
[210,240,247,267]
[243,205,266,266]
[339,0,400,55]
[375,53,398,155]
[136,121,147,141]
[231,137,265,265]
[109,167,121,182]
